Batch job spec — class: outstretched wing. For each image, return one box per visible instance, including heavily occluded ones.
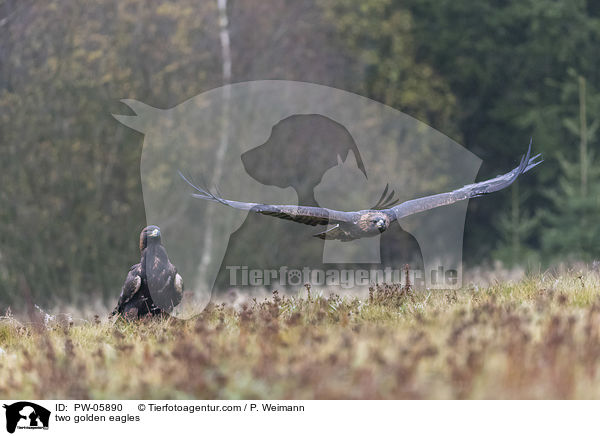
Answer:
[179,172,357,226]
[390,140,542,220]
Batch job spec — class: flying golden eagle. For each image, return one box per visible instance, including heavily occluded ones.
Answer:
[181,141,542,242]
[111,225,183,320]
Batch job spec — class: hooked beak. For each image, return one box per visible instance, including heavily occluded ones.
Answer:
[376,219,386,230]
[150,229,160,238]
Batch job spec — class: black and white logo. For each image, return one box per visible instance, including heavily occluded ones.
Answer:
[3,402,50,434]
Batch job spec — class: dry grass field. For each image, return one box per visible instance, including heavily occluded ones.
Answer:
[2,270,600,399]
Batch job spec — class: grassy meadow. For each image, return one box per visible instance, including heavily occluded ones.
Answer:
[2,270,600,399]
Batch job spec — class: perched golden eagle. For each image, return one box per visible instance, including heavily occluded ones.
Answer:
[181,141,542,242]
[111,225,183,320]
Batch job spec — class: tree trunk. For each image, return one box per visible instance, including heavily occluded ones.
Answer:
[197,0,232,289]
[578,75,587,196]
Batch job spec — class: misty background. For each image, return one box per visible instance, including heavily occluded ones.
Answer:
[1,0,599,307]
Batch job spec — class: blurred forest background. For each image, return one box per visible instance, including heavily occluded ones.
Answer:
[1,0,599,306]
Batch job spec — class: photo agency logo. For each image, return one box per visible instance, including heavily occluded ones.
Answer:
[226,266,458,289]
[3,402,50,433]
[113,80,482,317]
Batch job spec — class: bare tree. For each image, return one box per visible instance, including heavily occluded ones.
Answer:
[197,0,232,287]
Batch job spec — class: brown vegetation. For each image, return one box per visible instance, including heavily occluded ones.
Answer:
[2,272,600,399]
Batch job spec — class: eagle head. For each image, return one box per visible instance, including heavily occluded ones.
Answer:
[375,217,387,230]
[139,225,162,251]
[359,212,390,234]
